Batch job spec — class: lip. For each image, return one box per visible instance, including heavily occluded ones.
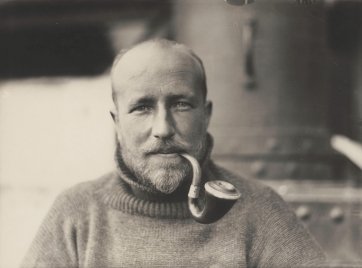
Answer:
[152,153,180,158]
[148,148,184,155]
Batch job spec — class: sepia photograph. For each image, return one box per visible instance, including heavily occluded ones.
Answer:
[0,0,361,267]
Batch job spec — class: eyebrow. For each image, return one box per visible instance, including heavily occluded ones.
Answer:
[167,93,196,102]
[128,96,155,108]
[129,93,196,104]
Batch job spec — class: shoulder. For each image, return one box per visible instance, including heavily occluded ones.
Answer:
[49,171,117,218]
[210,162,326,265]
[209,161,296,223]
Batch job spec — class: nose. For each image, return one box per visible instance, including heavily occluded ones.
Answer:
[152,106,175,140]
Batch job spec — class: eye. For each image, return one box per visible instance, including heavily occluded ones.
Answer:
[131,105,153,113]
[173,101,192,111]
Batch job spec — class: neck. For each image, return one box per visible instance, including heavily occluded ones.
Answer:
[115,134,213,202]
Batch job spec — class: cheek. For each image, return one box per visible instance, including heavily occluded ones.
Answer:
[116,117,150,149]
[176,113,208,142]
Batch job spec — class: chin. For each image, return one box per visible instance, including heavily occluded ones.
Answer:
[148,166,188,194]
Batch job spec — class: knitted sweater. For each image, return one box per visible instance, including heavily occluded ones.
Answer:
[21,161,325,268]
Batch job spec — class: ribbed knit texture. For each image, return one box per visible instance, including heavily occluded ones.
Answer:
[101,178,190,219]
[21,161,326,268]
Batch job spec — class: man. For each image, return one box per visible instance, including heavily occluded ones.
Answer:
[22,39,326,267]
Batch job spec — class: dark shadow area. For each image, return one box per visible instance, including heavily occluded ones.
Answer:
[0,24,114,78]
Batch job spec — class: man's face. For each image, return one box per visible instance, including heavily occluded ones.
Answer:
[111,45,212,194]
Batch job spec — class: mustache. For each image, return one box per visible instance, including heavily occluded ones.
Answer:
[143,140,190,155]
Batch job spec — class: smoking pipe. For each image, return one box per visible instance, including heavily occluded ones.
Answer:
[181,154,241,224]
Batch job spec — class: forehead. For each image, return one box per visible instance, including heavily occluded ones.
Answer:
[111,44,204,100]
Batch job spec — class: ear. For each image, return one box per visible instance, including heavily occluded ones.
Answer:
[204,101,212,128]
[110,108,121,142]
[110,108,118,123]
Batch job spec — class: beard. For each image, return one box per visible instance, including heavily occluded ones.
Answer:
[130,157,189,194]
[118,137,207,194]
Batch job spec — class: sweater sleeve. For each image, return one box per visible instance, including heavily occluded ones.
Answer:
[20,190,79,268]
[247,187,326,268]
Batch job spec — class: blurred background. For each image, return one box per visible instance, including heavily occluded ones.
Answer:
[0,0,361,267]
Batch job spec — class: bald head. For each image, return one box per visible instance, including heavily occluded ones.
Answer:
[110,39,207,106]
